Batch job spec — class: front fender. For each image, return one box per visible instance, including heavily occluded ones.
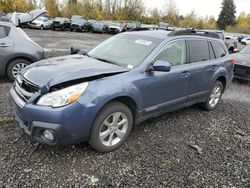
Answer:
[78,77,144,124]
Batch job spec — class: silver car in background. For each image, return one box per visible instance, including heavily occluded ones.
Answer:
[0,21,44,81]
[28,16,52,30]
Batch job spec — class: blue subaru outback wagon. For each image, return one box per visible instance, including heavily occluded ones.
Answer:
[10,30,234,152]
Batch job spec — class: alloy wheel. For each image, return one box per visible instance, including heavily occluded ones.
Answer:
[99,112,128,147]
[12,62,28,78]
[209,86,222,108]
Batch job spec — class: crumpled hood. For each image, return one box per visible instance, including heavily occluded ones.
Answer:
[21,55,129,90]
[231,53,250,66]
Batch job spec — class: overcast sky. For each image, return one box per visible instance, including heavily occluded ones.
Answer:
[145,0,250,18]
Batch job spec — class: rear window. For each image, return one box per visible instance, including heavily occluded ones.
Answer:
[189,40,210,63]
[211,41,227,58]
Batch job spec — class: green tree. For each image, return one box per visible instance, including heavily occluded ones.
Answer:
[44,0,61,18]
[0,0,36,12]
[217,0,236,30]
[162,0,179,25]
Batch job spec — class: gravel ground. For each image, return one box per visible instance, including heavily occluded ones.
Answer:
[0,79,249,187]
[23,28,111,51]
[0,30,250,187]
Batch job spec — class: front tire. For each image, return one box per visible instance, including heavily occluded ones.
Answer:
[201,81,223,111]
[89,102,133,153]
[7,59,31,81]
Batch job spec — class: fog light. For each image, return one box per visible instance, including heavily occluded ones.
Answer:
[43,129,55,142]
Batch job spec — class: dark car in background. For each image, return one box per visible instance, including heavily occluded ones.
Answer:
[125,22,140,31]
[231,45,250,81]
[70,15,87,32]
[0,21,44,81]
[92,21,108,33]
[10,29,233,152]
[84,19,96,32]
[51,17,71,31]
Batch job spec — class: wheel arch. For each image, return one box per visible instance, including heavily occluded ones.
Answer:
[99,96,138,123]
[5,56,34,75]
[216,76,227,92]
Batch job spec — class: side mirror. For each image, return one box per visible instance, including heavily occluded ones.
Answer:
[152,60,171,72]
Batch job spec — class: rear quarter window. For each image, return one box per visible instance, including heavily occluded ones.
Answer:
[189,40,210,63]
[0,26,10,38]
[211,41,227,58]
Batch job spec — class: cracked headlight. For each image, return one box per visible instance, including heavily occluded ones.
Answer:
[37,82,89,107]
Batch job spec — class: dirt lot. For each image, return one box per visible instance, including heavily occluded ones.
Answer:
[0,29,250,187]
[23,28,111,51]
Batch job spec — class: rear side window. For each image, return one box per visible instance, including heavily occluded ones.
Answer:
[0,26,8,38]
[189,40,209,63]
[208,42,216,59]
[211,41,227,58]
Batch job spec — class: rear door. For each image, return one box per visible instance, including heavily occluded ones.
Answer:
[185,39,216,104]
[0,25,14,68]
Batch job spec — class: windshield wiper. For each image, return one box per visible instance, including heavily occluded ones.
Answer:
[92,57,121,66]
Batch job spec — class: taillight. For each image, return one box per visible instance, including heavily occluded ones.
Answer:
[230,58,235,65]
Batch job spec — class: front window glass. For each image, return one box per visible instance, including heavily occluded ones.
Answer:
[88,34,161,67]
[153,40,186,66]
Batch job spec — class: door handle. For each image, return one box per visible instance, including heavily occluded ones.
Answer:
[180,71,190,78]
[0,43,10,47]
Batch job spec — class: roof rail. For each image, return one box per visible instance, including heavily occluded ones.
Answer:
[168,29,220,39]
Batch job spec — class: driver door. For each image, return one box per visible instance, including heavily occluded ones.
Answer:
[142,39,189,115]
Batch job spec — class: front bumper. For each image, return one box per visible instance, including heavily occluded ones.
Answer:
[10,86,97,145]
[234,64,250,81]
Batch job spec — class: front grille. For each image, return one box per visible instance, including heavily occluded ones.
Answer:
[234,64,250,75]
[234,68,247,75]
[14,76,39,103]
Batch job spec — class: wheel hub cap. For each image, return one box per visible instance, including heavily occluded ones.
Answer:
[209,86,222,108]
[12,63,28,78]
[99,112,128,147]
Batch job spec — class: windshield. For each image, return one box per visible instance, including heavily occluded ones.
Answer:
[88,34,161,68]
[240,45,250,54]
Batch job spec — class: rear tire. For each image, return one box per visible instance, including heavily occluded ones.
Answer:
[40,25,44,30]
[7,59,31,81]
[201,81,223,111]
[89,102,133,153]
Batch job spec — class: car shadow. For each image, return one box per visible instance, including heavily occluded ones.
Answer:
[0,76,11,84]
